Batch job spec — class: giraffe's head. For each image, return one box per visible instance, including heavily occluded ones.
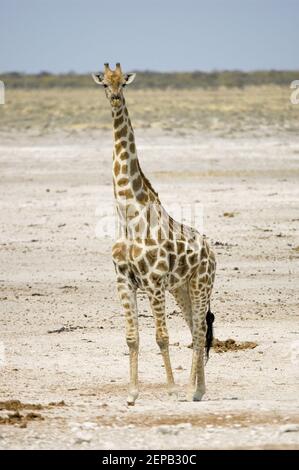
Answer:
[92,63,136,108]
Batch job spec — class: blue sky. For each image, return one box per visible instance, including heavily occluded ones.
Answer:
[0,0,298,73]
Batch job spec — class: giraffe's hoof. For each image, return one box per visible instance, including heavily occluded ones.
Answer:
[186,387,205,401]
[127,389,139,406]
[192,389,205,402]
[127,399,135,406]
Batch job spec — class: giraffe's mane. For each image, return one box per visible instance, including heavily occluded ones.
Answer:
[137,160,160,202]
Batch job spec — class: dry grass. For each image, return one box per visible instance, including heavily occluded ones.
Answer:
[1,85,298,136]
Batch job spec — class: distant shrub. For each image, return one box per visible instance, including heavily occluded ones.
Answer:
[1,70,298,89]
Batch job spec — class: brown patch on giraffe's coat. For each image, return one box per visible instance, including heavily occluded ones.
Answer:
[200,241,208,260]
[199,274,209,285]
[115,141,127,154]
[163,240,174,252]
[120,151,129,160]
[118,177,129,187]
[130,143,136,153]
[135,217,146,235]
[138,259,148,275]
[141,278,149,287]
[146,207,151,226]
[146,249,158,265]
[117,264,127,275]
[114,161,121,177]
[129,133,134,142]
[114,116,124,128]
[168,228,174,240]
[189,253,198,265]
[132,176,142,192]
[121,164,128,174]
[156,261,168,272]
[130,159,138,175]
[130,245,143,259]
[168,253,176,271]
[145,239,157,246]
[177,241,185,255]
[118,189,134,199]
[178,254,187,267]
[115,125,128,140]
[136,191,147,204]
[169,274,179,285]
[112,242,127,263]
[198,263,207,275]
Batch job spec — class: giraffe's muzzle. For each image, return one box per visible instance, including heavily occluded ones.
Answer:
[111,95,121,107]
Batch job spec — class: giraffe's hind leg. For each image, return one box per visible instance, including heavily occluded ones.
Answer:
[188,246,216,401]
[172,283,193,338]
[206,250,216,359]
[188,277,208,401]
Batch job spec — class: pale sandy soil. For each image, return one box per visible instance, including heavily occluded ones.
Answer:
[0,129,299,449]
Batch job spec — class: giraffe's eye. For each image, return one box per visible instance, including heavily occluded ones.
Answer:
[122,83,126,88]
[103,84,108,88]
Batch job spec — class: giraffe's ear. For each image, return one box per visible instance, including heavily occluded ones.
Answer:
[124,73,136,85]
[91,73,105,85]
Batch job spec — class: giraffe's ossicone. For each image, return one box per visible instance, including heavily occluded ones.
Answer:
[92,63,216,404]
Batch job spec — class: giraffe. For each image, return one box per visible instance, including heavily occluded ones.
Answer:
[92,63,216,405]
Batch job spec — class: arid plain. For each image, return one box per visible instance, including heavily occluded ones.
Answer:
[0,85,299,448]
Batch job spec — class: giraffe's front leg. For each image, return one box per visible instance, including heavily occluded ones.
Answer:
[148,289,177,398]
[116,273,139,406]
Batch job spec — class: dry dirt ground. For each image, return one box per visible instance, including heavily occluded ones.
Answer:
[0,127,299,449]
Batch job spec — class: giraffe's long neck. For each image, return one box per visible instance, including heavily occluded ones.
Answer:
[112,99,160,208]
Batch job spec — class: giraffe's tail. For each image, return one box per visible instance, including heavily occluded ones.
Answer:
[205,303,215,362]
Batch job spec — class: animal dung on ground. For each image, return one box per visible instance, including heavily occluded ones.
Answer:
[213,338,258,353]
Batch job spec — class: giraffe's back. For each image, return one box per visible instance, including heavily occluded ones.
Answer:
[112,224,215,293]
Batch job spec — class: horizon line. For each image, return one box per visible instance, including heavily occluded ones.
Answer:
[1,68,299,75]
